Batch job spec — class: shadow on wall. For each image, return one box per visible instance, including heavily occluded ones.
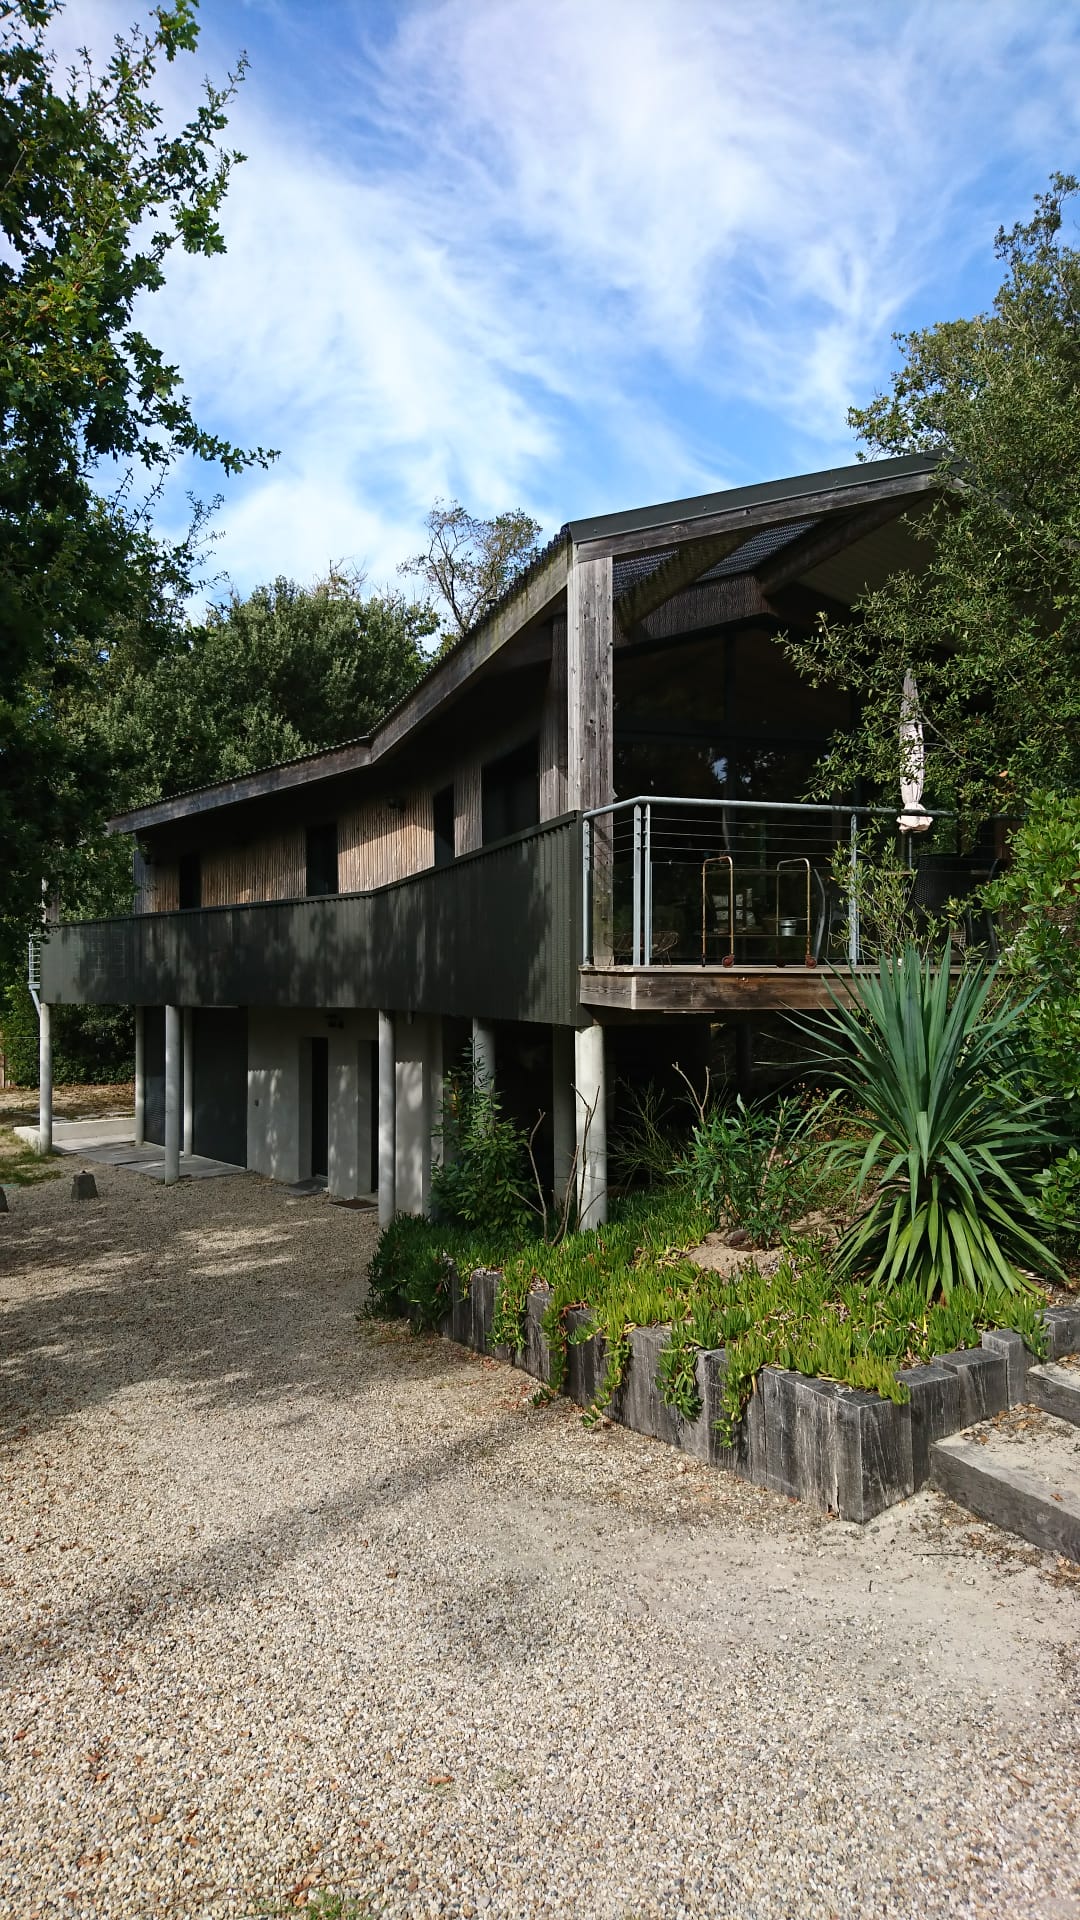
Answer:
[41,816,583,1031]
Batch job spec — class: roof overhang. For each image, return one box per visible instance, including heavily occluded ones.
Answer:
[569,452,941,558]
[112,454,945,837]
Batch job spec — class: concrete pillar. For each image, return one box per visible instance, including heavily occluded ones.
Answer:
[37,1001,52,1156]
[552,1025,576,1205]
[396,1015,434,1216]
[134,1006,145,1146]
[472,1017,496,1088]
[164,1003,181,1186]
[182,1007,194,1157]
[378,1009,396,1226]
[574,1019,607,1228]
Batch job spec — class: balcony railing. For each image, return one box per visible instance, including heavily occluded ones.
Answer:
[581,796,999,969]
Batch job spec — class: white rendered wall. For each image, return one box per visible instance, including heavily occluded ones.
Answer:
[395,1014,438,1215]
[247,1008,377,1196]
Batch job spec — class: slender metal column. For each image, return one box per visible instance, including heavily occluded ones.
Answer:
[632,804,643,966]
[182,1008,194,1157]
[377,1010,396,1227]
[37,1001,52,1156]
[574,1019,607,1229]
[164,1003,181,1186]
[134,1006,145,1146]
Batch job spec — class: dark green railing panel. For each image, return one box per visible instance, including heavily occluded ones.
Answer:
[40,815,582,1026]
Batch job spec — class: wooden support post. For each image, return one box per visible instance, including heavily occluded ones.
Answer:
[566,555,613,813]
[37,1001,52,1156]
[378,1010,396,1226]
[182,1007,194,1157]
[134,1006,145,1146]
[574,1019,607,1229]
[539,616,569,820]
[164,1003,181,1186]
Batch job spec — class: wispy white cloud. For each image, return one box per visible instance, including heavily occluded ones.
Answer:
[60,0,1080,593]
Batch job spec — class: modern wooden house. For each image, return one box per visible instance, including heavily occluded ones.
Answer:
[40,452,973,1224]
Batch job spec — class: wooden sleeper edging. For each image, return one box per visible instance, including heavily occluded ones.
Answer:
[437,1267,1080,1523]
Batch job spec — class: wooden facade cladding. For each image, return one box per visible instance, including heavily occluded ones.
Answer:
[202,829,305,906]
[454,763,482,857]
[147,861,179,913]
[566,557,613,812]
[339,792,434,891]
[539,616,568,819]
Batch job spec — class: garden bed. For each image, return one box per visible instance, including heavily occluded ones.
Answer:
[440,1265,1080,1521]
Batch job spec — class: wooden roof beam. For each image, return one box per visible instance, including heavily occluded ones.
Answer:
[613,529,750,642]
[754,496,913,597]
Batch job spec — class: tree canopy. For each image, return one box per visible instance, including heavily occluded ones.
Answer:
[0,0,270,971]
[785,174,1080,825]
[105,572,436,802]
[399,498,542,647]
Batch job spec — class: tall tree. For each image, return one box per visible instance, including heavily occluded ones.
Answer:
[785,174,1080,825]
[103,571,436,802]
[0,0,271,971]
[399,499,542,647]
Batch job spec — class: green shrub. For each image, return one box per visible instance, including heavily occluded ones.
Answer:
[985,791,1080,1107]
[609,1078,683,1189]
[366,1188,1052,1437]
[1035,1146,1080,1259]
[431,1061,532,1239]
[1,980,133,1084]
[681,1091,832,1245]
[365,1212,489,1328]
[810,943,1060,1301]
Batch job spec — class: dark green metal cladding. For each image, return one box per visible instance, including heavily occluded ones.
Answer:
[40,816,583,1026]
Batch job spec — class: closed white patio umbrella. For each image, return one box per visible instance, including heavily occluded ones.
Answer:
[898,670,933,833]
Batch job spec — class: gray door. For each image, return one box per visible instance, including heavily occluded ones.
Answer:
[192,1008,248,1166]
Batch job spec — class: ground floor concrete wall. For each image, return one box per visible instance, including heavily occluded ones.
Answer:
[246,1007,377,1198]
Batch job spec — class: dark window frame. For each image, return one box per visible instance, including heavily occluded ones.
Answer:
[305,820,340,897]
[432,784,455,868]
[178,851,202,911]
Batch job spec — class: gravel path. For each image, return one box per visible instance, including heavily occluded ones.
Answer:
[2,1168,1079,1920]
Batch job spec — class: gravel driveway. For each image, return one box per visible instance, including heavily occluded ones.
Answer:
[2,1168,1079,1920]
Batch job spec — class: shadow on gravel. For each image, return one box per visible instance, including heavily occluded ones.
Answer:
[0,1398,544,1684]
[0,1182,464,1449]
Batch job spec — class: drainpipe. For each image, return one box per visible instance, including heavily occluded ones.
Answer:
[37,1001,52,1157]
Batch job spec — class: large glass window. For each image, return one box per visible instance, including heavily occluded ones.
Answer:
[481,738,539,845]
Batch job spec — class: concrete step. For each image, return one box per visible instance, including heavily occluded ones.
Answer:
[931,1410,1080,1563]
[1025,1360,1080,1426]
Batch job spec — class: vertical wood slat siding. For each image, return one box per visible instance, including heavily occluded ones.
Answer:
[202,829,305,907]
[152,862,179,913]
[454,762,482,856]
[339,791,434,891]
[539,615,568,820]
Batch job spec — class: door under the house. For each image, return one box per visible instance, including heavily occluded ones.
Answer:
[192,1007,248,1166]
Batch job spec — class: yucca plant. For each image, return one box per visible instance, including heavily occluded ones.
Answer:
[809,943,1062,1302]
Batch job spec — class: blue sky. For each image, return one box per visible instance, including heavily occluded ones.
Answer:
[71,0,1080,599]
